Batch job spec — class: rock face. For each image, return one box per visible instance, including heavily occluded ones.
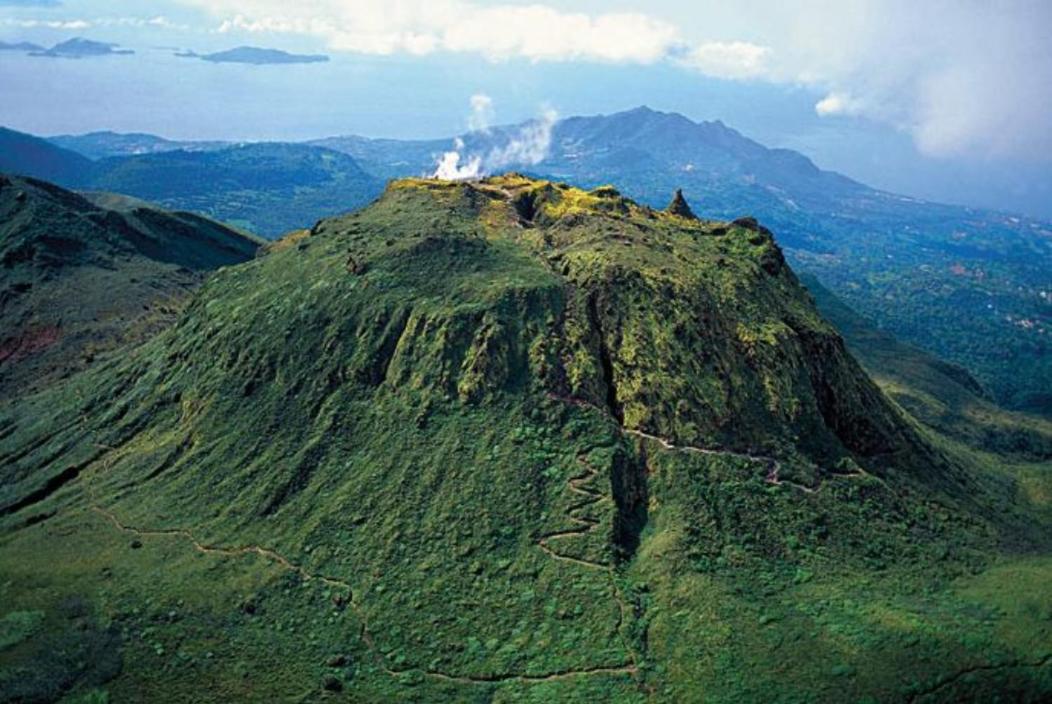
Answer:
[666,188,697,219]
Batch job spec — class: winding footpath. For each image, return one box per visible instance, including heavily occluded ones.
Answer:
[78,411,639,687]
[622,428,853,494]
[548,392,871,493]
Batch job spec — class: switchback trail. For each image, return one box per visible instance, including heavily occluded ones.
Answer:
[547,391,870,493]
[534,454,641,674]
[536,458,608,569]
[623,429,869,493]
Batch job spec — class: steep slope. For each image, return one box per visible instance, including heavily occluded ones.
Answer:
[0,173,260,397]
[538,109,1052,414]
[9,126,383,236]
[802,274,1052,460]
[38,119,1052,412]
[2,176,1047,702]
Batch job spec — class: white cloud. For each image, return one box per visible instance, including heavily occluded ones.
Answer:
[679,41,770,80]
[172,0,1052,161]
[3,18,90,29]
[182,1,681,63]
[814,92,864,117]
[739,0,1052,160]
[485,107,557,170]
[468,93,493,132]
[1,15,190,30]
[433,137,483,180]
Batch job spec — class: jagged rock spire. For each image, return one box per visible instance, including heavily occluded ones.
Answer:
[666,189,697,219]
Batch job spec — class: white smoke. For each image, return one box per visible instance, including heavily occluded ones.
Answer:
[486,108,558,170]
[431,97,558,181]
[433,138,483,180]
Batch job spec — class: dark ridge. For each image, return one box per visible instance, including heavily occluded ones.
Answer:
[512,189,540,223]
[19,509,56,528]
[141,433,195,483]
[259,438,329,517]
[609,446,648,561]
[374,308,412,386]
[586,292,623,425]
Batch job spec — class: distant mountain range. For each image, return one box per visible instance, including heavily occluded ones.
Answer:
[1,129,382,235]
[49,131,231,160]
[2,107,1048,412]
[0,41,44,52]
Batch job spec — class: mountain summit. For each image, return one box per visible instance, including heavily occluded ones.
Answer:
[3,175,1034,702]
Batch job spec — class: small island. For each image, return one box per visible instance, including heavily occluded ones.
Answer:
[176,46,329,65]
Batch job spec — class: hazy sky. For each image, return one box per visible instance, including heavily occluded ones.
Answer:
[2,0,1051,218]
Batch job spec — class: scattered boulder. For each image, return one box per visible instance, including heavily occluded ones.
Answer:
[129,539,143,550]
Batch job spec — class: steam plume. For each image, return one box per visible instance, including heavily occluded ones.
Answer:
[432,97,557,180]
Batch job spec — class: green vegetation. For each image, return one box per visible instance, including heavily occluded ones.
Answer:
[85,143,383,237]
[1,176,1049,701]
[802,273,1052,461]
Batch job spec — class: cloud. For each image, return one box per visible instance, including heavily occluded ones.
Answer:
[733,0,1052,160]
[484,108,558,170]
[814,92,864,117]
[433,97,557,180]
[172,0,1052,161]
[678,41,770,80]
[1,16,188,30]
[182,1,681,63]
[2,18,88,29]
[433,138,483,180]
[468,94,493,132]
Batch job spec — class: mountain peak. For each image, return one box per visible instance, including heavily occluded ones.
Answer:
[666,188,698,219]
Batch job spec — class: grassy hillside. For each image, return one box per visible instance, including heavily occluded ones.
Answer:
[1,127,383,238]
[86,144,383,237]
[0,176,1049,702]
[0,127,93,185]
[0,173,260,397]
[20,116,1052,411]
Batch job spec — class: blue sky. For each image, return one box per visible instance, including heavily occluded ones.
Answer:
[1,0,1051,218]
